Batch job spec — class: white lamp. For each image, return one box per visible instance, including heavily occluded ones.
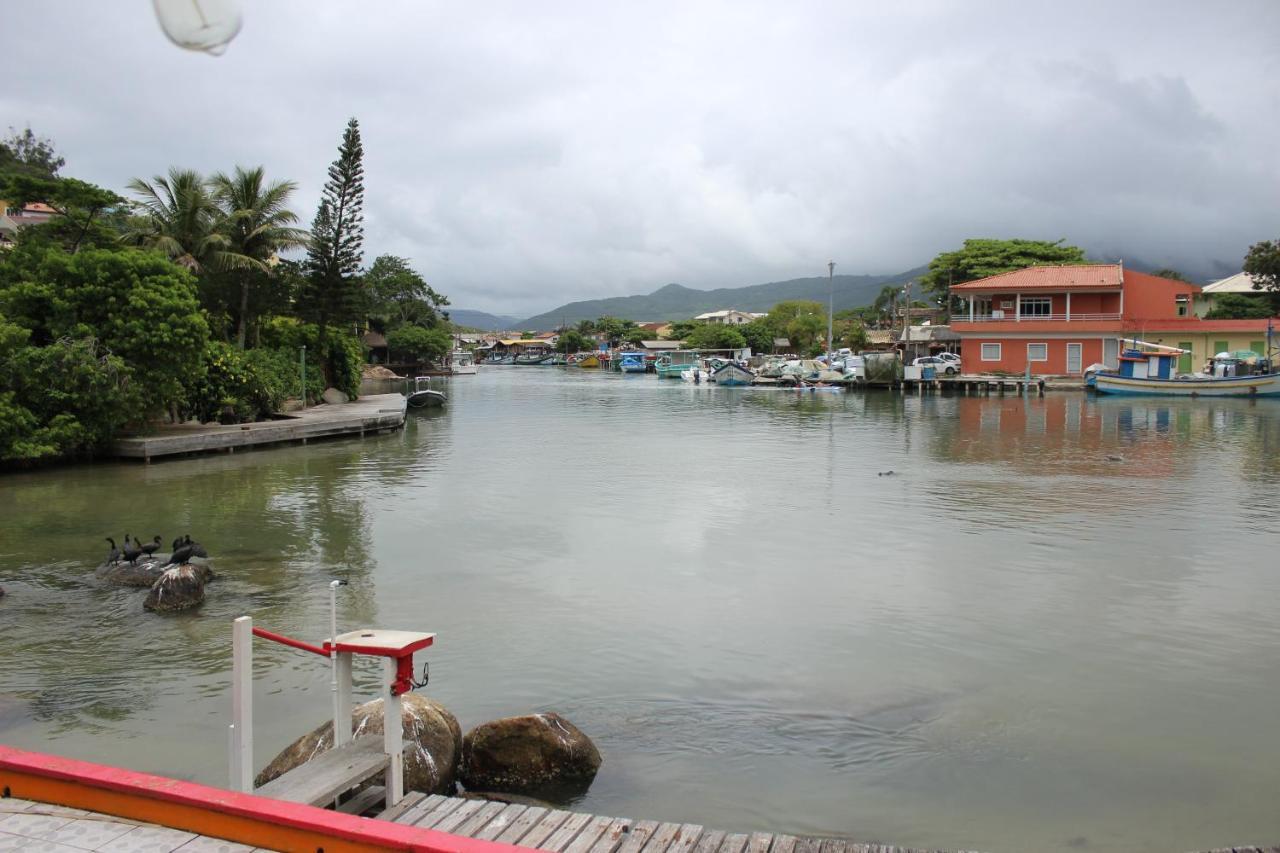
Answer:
[152,0,242,56]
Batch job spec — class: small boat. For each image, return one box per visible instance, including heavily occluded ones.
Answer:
[576,353,601,368]
[1093,339,1280,397]
[484,353,514,365]
[712,362,755,387]
[618,351,647,373]
[514,351,553,365]
[449,349,477,375]
[655,350,700,378]
[406,376,447,408]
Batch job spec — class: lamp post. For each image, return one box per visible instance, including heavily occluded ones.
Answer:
[299,345,306,409]
[827,260,835,365]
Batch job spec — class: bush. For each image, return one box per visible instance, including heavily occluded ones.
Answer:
[685,324,747,350]
[260,317,362,400]
[386,324,451,363]
[186,342,319,423]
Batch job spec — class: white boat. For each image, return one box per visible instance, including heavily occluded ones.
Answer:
[712,362,754,386]
[449,349,477,375]
[406,376,447,408]
[1093,339,1280,397]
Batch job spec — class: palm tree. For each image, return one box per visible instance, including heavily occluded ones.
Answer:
[209,166,308,347]
[124,168,229,272]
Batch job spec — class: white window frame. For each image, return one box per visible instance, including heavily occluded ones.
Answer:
[1027,342,1048,362]
[1020,296,1052,317]
[981,343,1002,361]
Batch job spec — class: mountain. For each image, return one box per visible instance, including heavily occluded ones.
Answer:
[517,268,925,329]
[449,309,522,330]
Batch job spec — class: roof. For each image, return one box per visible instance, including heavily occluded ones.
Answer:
[866,330,897,345]
[361,331,387,348]
[900,325,960,342]
[950,264,1123,292]
[772,338,791,347]
[641,340,681,350]
[497,338,550,346]
[1202,272,1264,294]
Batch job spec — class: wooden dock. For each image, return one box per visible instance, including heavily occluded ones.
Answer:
[388,794,961,853]
[112,393,408,462]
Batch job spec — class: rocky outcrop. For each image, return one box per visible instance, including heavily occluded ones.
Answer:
[460,712,601,796]
[143,565,206,612]
[256,694,461,795]
[99,555,213,588]
[322,387,349,405]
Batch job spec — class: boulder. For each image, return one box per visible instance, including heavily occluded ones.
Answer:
[460,712,601,796]
[256,694,461,795]
[143,565,206,612]
[322,387,349,405]
[99,555,213,588]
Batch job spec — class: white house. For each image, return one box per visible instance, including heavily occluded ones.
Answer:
[694,309,765,326]
[1195,272,1266,317]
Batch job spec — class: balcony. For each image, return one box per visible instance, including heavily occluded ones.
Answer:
[963,312,1121,322]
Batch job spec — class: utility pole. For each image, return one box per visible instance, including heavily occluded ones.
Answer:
[901,280,912,360]
[827,260,835,365]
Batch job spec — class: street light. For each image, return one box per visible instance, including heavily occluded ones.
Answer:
[827,260,835,366]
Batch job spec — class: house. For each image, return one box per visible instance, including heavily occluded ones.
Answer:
[950,264,1277,376]
[1194,272,1267,317]
[899,325,961,360]
[641,340,682,352]
[0,201,57,247]
[863,330,898,351]
[771,337,792,354]
[694,309,763,326]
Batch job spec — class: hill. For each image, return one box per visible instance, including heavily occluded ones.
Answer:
[517,268,924,329]
[448,309,522,330]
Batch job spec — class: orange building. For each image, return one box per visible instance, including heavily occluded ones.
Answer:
[950,264,1277,376]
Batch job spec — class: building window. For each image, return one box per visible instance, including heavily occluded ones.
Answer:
[1027,343,1048,361]
[1176,296,1189,317]
[981,343,1002,361]
[1020,296,1052,317]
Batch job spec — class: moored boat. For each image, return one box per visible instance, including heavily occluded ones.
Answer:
[655,350,700,378]
[514,351,553,365]
[618,351,647,373]
[406,376,447,408]
[449,349,477,374]
[712,361,754,386]
[1093,339,1280,397]
[575,353,601,368]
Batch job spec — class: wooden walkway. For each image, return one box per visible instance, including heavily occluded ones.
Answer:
[112,393,408,462]
[388,794,961,853]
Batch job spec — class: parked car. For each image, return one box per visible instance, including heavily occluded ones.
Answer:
[912,355,958,375]
[936,352,961,365]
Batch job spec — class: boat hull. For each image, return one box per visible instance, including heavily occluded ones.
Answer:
[576,355,600,368]
[1094,373,1280,397]
[713,364,754,386]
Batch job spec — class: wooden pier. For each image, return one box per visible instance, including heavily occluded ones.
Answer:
[112,393,408,462]
[387,793,958,853]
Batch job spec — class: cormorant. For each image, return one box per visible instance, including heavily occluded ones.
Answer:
[121,535,143,566]
[105,537,120,566]
[140,535,162,559]
[166,540,195,566]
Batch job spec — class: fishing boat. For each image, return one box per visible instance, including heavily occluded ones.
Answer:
[1093,339,1280,397]
[712,361,755,386]
[655,350,700,378]
[483,352,513,365]
[449,349,477,375]
[514,351,553,365]
[576,353,601,368]
[618,351,647,373]
[406,376,447,408]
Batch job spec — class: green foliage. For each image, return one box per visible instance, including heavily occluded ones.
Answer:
[302,118,366,333]
[0,126,64,179]
[1151,268,1189,282]
[555,330,590,353]
[364,255,449,329]
[1243,239,1280,313]
[919,238,1088,301]
[763,300,827,356]
[684,324,747,350]
[666,320,699,341]
[623,328,648,346]
[185,341,300,423]
[125,168,229,271]
[738,318,775,354]
[385,325,452,364]
[835,318,869,350]
[3,173,127,254]
[592,315,638,346]
[0,244,208,416]
[260,317,362,400]
[1204,292,1275,320]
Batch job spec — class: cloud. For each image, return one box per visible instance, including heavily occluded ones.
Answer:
[3,0,1277,315]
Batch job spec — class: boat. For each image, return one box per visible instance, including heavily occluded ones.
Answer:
[483,353,513,365]
[655,350,700,378]
[712,361,755,386]
[449,349,477,375]
[1093,339,1280,397]
[514,351,553,365]
[576,353,601,368]
[406,376,447,408]
[618,351,647,373]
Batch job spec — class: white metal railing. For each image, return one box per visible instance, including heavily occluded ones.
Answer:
[959,312,1122,322]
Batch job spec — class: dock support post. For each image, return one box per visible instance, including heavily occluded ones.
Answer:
[230,616,253,793]
[334,653,352,747]
[383,657,404,809]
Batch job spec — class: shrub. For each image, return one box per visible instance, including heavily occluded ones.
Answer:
[260,317,362,400]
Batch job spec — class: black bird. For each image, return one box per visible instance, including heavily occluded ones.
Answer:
[182,533,209,559]
[121,534,143,566]
[171,536,183,553]
[166,540,196,566]
[105,537,120,566]
[140,535,162,559]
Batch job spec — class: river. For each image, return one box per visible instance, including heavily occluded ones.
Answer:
[2,368,1279,852]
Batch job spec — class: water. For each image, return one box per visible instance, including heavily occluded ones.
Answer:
[2,369,1280,853]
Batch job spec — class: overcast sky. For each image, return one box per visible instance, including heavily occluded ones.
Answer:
[4,1,1277,316]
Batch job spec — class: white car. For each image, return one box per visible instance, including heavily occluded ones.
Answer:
[912,355,958,375]
[936,352,961,365]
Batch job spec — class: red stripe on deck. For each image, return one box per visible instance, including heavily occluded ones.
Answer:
[0,745,525,853]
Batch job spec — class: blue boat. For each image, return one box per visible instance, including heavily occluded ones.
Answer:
[618,351,647,373]
[1094,339,1280,397]
[712,362,754,387]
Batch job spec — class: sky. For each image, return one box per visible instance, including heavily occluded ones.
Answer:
[3,1,1278,317]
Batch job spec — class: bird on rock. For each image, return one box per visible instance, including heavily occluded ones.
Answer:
[140,535,162,559]
[166,540,195,567]
[121,535,143,566]
[105,537,120,566]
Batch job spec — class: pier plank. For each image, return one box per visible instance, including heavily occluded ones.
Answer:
[388,793,449,826]
[719,833,750,853]
[375,790,427,822]
[691,830,727,853]
[519,809,575,848]
[539,810,598,851]
[585,817,635,853]
[614,819,661,853]
[791,838,821,853]
[770,835,798,853]
[747,833,774,853]
[456,800,510,836]
[493,805,550,844]
[639,822,702,853]
[253,734,388,806]
[562,814,623,853]
[472,804,528,841]
[432,799,488,833]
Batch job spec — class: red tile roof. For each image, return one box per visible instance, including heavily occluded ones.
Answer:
[950,264,1122,292]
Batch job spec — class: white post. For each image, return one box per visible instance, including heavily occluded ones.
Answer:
[383,657,404,808]
[1015,292,1021,322]
[1066,291,1071,321]
[335,653,353,747]
[969,297,974,322]
[328,580,348,748]
[231,616,253,793]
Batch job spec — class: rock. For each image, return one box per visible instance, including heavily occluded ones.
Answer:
[322,387,349,405]
[256,694,461,795]
[0,586,5,598]
[143,565,206,612]
[98,555,213,587]
[460,712,601,796]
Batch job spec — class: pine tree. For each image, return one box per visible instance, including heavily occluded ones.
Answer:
[302,118,365,381]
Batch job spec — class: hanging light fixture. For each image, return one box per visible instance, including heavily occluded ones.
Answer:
[152,0,243,56]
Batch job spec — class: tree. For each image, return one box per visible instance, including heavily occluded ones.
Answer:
[2,174,125,253]
[919,238,1088,302]
[1151,268,1190,282]
[1204,292,1275,320]
[835,317,869,350]
[555,330,589,353]
[0,127,64,179]
[385,325,451,364]
[594,315,636,346]
[1244,239,1280,313]
[666,319,699,341]
[738,318,775,354]
[364,255,449,330]
[125,168,229,271]
[209,166,308,348]
[303,118,366,342]
[685,324,746,350]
